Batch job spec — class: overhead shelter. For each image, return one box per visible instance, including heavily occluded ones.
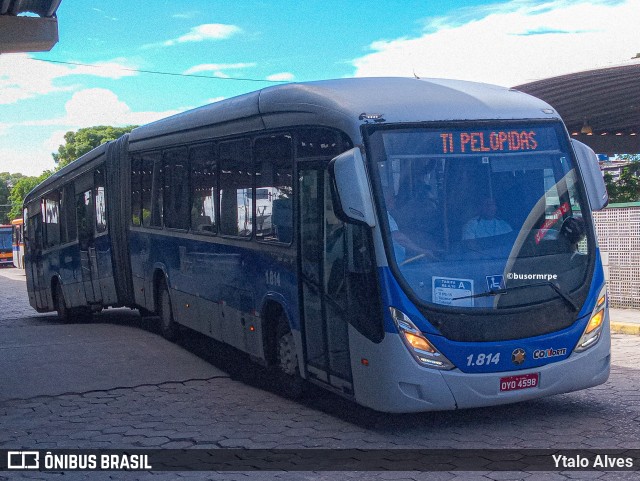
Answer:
[0,0,61,53]
[515,60,640,155]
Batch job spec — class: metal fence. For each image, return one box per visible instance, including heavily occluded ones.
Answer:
[593,202,640,309]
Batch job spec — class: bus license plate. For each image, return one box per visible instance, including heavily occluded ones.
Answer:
[500,373,539,392]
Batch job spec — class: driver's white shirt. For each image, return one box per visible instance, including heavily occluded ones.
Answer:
[462,217,511,240]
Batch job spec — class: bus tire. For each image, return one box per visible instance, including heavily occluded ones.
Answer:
[275,320,305,399]
[158,281,179,341]
[54,282,71,322]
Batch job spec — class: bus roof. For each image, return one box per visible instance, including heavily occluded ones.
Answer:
[24,142,109,204]
[25,77,561,202]
[129,77,559,150]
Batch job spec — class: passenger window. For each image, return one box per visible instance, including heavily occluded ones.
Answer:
[61,184,76,242]
[141,153,159,227]
[134,152,162,227]
[58,188,68,244]
[151,158,163,228]
[95,168,107,233]
[296,128,351,158]
[254,134,293,243]
[163,148,190,230]
[190,143,217,234]
[42,194,60,248]
[219,139,252,237]
[131,156,142,226]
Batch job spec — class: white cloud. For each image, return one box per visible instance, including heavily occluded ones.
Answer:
[0,54,137,105]
[24,88,187,127]
[0,89,189,175]
[0,145,57,176]
[68,58,138,79]
[156,23,241,48]
[184,62,256,75]
[45,130,69,154]
[207,97,226,103]
[266,72,295,82]
[351,0,640,86]
[172,12,198,19]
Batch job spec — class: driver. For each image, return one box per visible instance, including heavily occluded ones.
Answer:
[462,197,512,240]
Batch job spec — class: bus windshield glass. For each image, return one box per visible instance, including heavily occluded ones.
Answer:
[0,227,11,250]
[371,122,592,310]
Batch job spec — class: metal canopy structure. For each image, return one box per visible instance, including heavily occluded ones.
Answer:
[0,0,61,53]
[515,61,640,154]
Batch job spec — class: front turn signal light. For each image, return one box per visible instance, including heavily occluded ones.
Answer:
[390,307,455,370]
[574,285,607,353]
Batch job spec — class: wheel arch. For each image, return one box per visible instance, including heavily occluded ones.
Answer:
[151,266,169,313]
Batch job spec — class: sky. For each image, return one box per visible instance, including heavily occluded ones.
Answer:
[1,0,639,176]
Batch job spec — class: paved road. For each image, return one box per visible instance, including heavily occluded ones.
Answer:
[1,268,639,481]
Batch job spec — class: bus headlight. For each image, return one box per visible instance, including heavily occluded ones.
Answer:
[574,285,607,353]
[390,307,455,370]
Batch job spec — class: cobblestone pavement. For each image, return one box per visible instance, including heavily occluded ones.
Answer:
[1,269,639,481]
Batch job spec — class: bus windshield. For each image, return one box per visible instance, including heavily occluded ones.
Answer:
[0,227,11,250]
[371,122,592,311]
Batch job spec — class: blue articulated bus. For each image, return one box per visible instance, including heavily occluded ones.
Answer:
[23,78,610,412]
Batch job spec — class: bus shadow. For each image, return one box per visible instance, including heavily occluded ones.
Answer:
[88,308,616,436]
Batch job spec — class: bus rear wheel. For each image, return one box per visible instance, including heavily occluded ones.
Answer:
[54,283,70,322]
[158,282,179,341]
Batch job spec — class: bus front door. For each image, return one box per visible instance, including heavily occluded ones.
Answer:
[299,168,353,394]
[76,190,102,304]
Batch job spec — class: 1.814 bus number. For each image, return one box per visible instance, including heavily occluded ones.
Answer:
[466,352,500,367]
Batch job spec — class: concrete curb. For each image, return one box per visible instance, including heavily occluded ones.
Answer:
[611,322,640,336]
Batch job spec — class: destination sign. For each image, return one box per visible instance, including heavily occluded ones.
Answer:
[440,130,538,154]
[380,125,562,158]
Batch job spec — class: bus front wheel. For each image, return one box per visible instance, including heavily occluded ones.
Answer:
[158,282,179,341]
[275,321,305,399]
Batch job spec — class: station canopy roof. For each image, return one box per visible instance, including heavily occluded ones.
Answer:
[0,0,61,52]
[0,0,61,16]
[515,60,640,155]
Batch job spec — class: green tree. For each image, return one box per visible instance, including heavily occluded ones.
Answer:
[8,172,52,220]
[53,125,137,168]
[0,172,26,223]
[604,161,640,203]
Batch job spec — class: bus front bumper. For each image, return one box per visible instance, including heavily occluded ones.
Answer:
[351,321,610,413]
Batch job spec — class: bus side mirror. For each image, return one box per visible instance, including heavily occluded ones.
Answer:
[571,139,608,211]
[329,148,376,227]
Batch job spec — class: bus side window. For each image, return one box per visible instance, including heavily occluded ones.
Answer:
[151,158,163,228]
[163,148,190,230]
[61,184,77,242]
[95,168,107,233]
[28,213,42,253]
[219,139,252,237]
[296,128,345,158]
[254,134,293,243]
[76,190,94,250]
[43,194,60,249]
[139,152,160,228]
[131,156,142,226]
[190,143,217,234]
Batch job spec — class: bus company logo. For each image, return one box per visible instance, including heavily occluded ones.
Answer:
[533,347,567,360]
[511,348,526,365]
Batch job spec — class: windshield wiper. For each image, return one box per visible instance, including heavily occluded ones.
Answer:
[452,281,579,312]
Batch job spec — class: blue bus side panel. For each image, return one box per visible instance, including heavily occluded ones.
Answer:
[94,234,118,305]
[129,230,298,359]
